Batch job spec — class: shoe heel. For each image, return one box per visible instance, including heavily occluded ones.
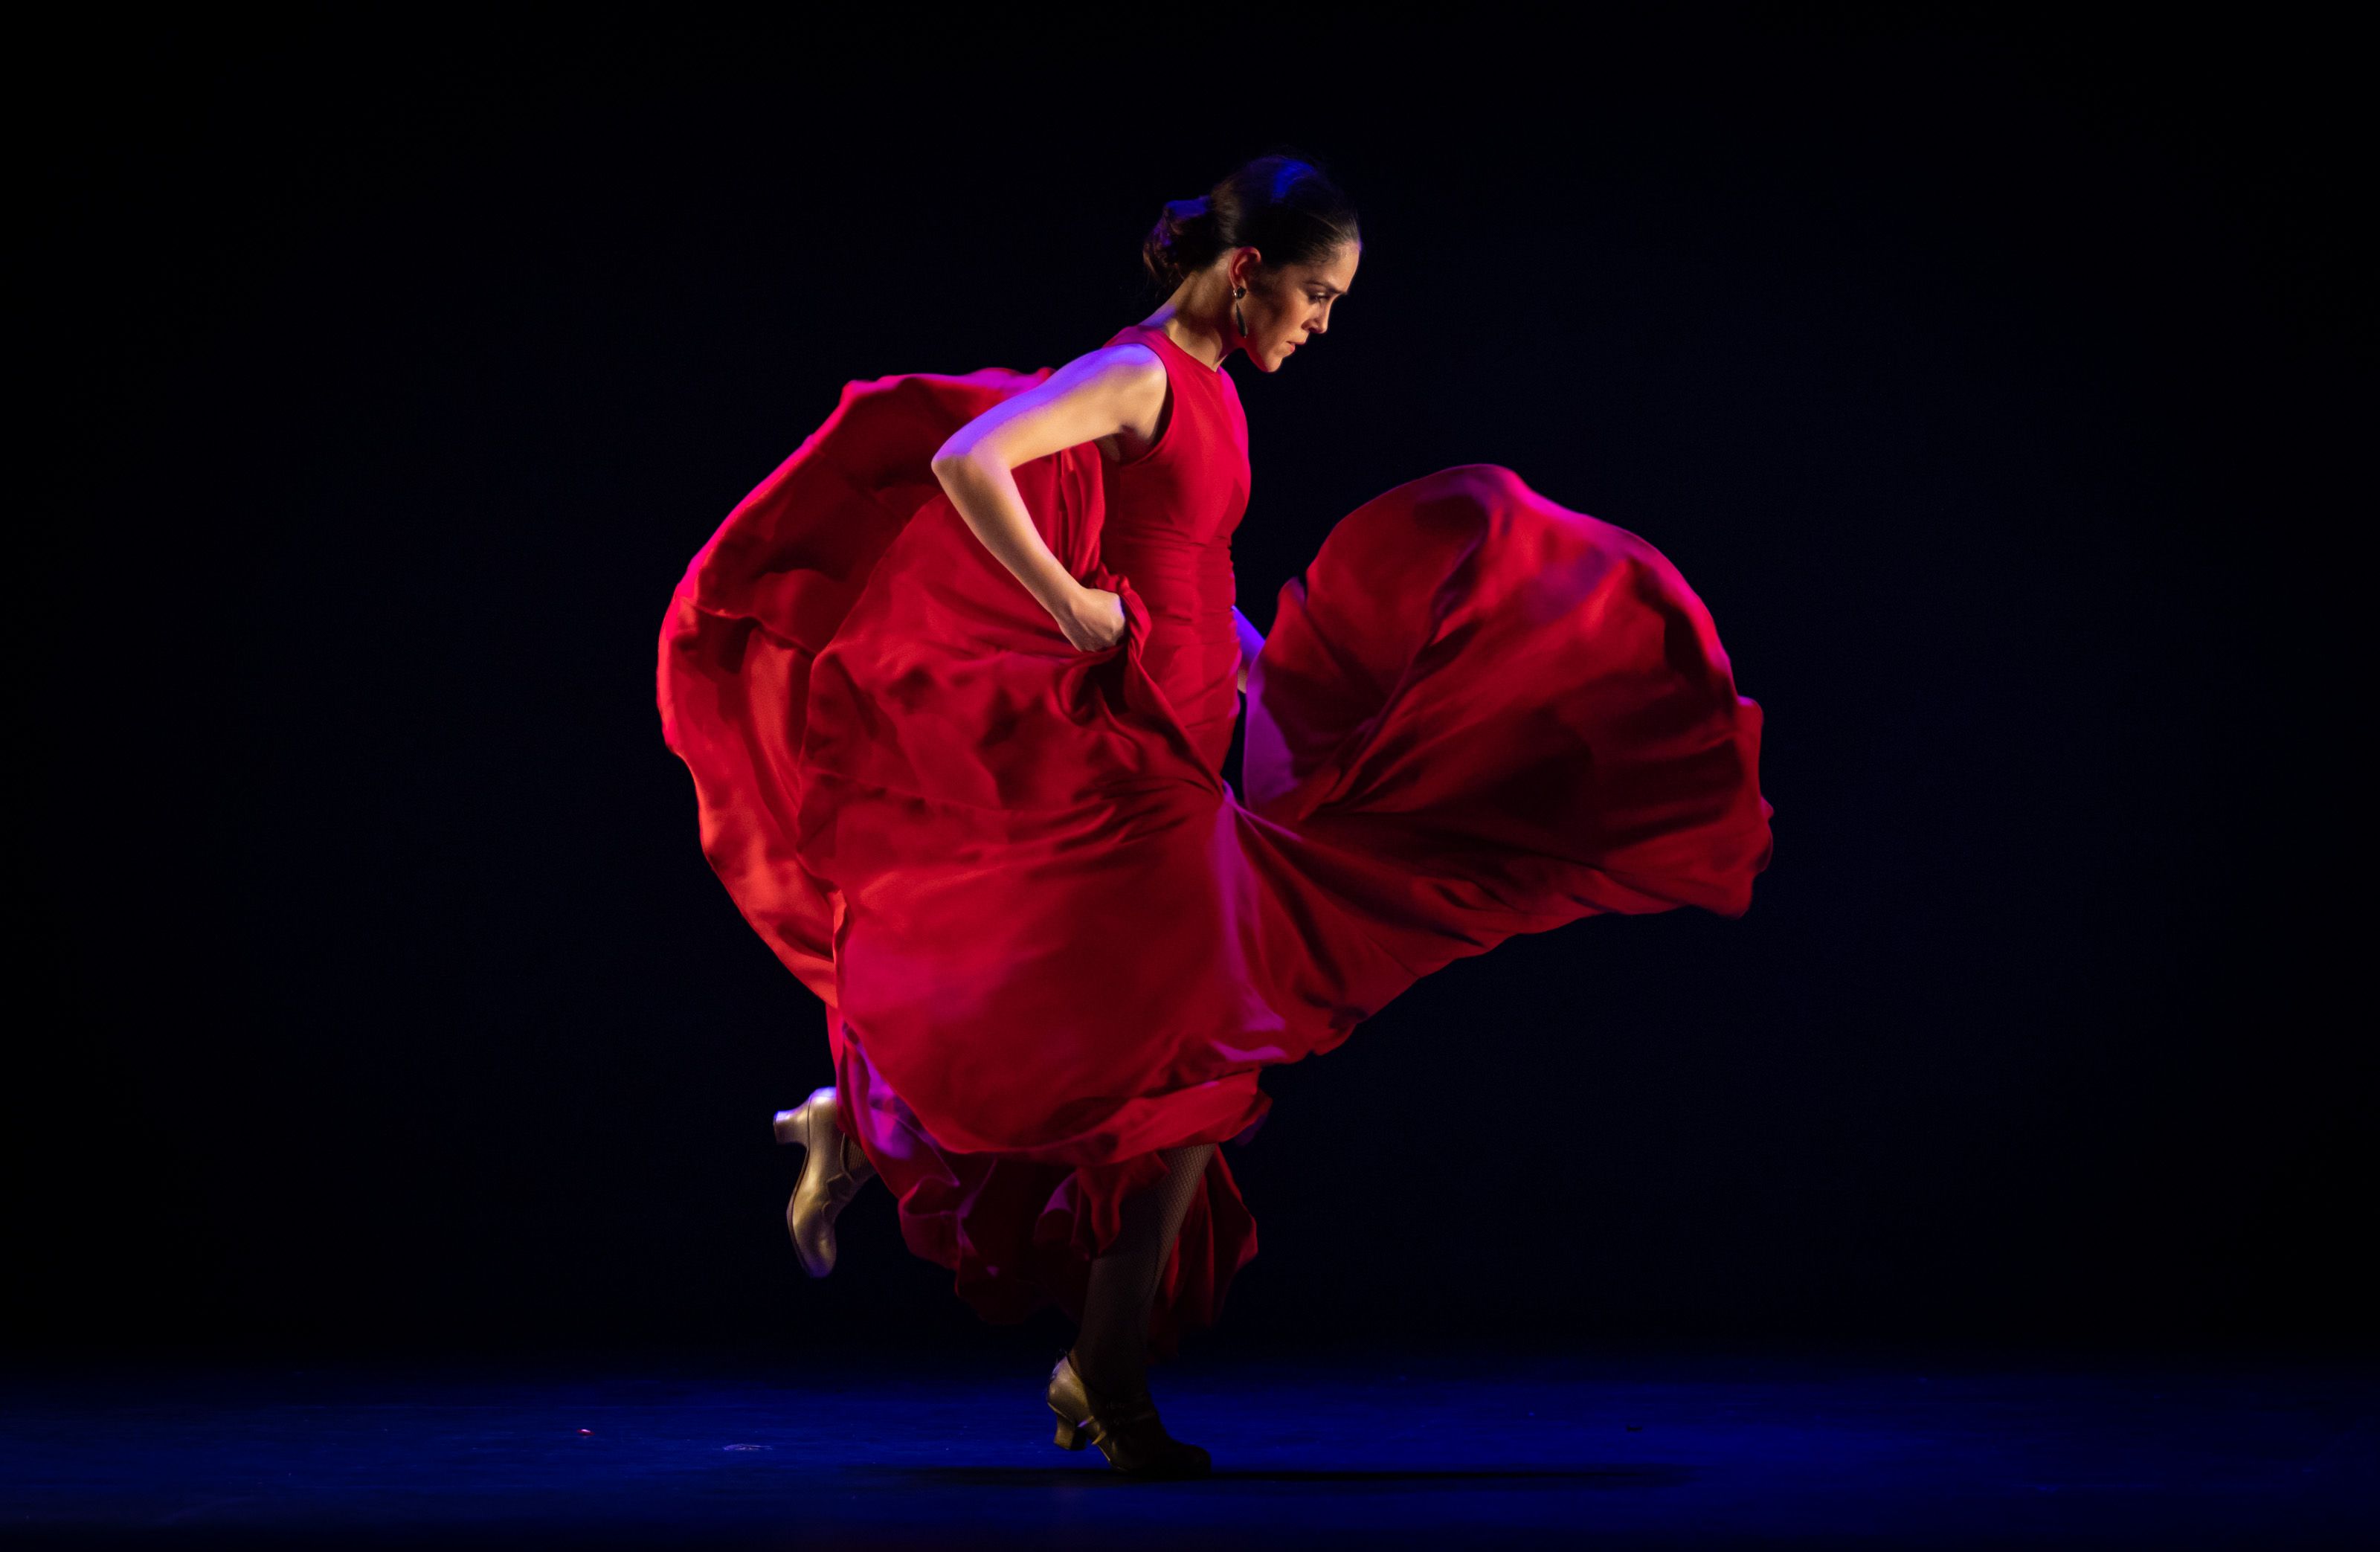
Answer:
[773,1093,821,1147]
[1050,1408,1089,1451]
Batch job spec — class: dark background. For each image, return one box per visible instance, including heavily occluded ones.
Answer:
[18,9,2366,1361]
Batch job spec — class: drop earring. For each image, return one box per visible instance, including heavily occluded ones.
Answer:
[1232,285,1248,339]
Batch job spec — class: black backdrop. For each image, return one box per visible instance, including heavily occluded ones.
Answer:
[19,10,2366,1359]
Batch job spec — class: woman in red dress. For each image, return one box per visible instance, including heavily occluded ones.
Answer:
[658,154,1773,1478]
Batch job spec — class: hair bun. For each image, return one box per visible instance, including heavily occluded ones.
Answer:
[1142,196,1216,291]
[1157,196,1213,245]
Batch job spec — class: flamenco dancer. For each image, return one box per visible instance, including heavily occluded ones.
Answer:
[658,153,1772,1479]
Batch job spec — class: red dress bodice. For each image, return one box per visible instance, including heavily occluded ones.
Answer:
[1096,322,1252,770]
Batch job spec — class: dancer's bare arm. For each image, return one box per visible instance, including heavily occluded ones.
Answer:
[931,346,1167,651]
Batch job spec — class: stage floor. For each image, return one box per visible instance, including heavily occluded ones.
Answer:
[4,1347,2371,1548]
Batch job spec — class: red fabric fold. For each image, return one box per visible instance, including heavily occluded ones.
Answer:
[658,366,1772,1360]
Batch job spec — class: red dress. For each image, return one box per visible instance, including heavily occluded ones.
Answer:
[657,322,1773,1356]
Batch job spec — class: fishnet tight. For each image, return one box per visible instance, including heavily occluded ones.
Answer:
[1069,1142,1214,1400]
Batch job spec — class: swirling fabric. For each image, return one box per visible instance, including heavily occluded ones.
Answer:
[657,334,1772,1356]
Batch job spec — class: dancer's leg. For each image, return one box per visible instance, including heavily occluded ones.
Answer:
[1071,1142,1214,1399]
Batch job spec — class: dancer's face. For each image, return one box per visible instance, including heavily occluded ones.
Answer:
[1232,241,1359,373]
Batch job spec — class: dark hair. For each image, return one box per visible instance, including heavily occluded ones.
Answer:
[1142,153,1360,295]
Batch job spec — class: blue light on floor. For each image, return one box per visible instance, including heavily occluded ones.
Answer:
[3,1348,2371,1547]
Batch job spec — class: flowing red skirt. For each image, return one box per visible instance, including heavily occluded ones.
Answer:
[657,367,1772,1357]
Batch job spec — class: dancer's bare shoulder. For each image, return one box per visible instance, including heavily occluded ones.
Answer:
[931,344,1168,474]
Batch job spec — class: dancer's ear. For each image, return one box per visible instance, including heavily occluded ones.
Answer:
[1225,248,1263,342]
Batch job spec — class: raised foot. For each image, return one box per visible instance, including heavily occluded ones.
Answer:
[774,1086,875,1278]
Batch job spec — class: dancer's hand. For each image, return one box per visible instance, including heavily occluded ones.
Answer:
[1059,584,1128,653]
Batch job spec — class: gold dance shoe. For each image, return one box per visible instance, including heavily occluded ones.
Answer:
[772,1085,876,1277]
[1046,1349,1212,1479]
